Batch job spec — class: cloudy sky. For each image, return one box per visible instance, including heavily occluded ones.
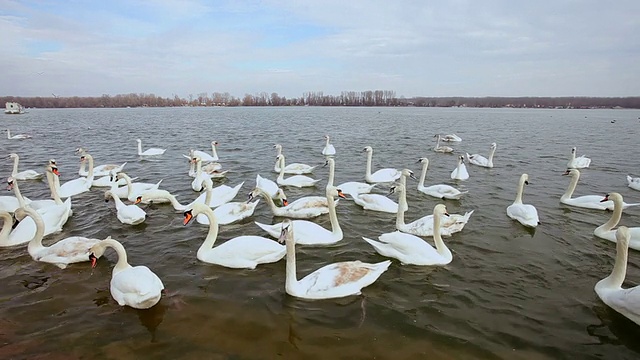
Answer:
[1,0,639,98]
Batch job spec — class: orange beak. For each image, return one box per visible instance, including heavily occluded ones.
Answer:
[52,168,60,176]
[134,197,142,205]
[89,254,97,268]
[183,211,193,225]
[337,190,346,199]
[282,199,289,207]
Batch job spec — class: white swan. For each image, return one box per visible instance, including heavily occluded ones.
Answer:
[0,211,18,246]
[363,146,401,183]
[15,207,101,269]
[507,174,539,228]
[321,135,336,156]
[104,190,146,225]
[183,203,285,269]
[353,192,400,214]
[187,155,223,177]
[441,134,462,142]
[433,135,454,153]
[113,172,163,201]
[595,226,640,326]
[416,158,466,200]
[627,176,640,191]
[91,169,133,188]
[273,144,317,174]
[392,183,473,237]
[190,156,214,191]
[567,147,591,169]
[274,188,334,212]
[278,219,391,299]
[79,158,126,178]
[7,172,68,214]
[58,154,94,198]
[197,199,261,226]
[204,181,244,208]
[89,237,164,309]
[256,174,279,199]
[5,198,71,247]
[325,158,376,197]
[594,193,640,249]
[0,193,22,213]
[276,155,321,188]
[450,155,469,181]
[9,153,43,180]
[466,143,496,168]
[188,141,219,162]
[255,186,345,245]
[6,129,31,139]
[363,204,453,266]
[136,138,166,156]
[248,187,330,218]
[561,169,640,210]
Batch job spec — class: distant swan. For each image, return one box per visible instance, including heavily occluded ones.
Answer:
[627,175,640,191]
[325,158,376,197]
[9,153,43,180]
[136,138,166,156]
[248,187,329,218]
[416,158,466,200]
[278,219,391,299]
[441,134,462,142]
[363,146,401,183]
[466,143,496,168]
[433,135,454,153]
[567,147,591,169]
[6,129,31,139]
[273,146,316,174]
[321,135,336,156]
[507,174,539,228]
[594,226,640,326]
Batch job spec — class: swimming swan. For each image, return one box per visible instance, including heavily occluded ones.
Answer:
[567,147,591,169]
[416,158,466,200]
[136,138,166,156]
[248,187,330,218]
[322,135,336,156]
[278,219,391,299]
[627,176,640,191]
[594,226,640,326]
[57,154,95,198]
[363,146,401,183]
[466,143,496,168]
[183,203,285,269]
[6,129,31,140]
[325,158,376,197]
[104,190,146,225]
[594,193,640,249]
[15,207,101,269]
[89,237,164,309]
[254,186,345,245]
[272,144,316,174]
[561,169,639,210]
[276,155,321,188]
[363,204,453,266]
[433,135,454,153]
[506,174,539,228]
[450,155,469,181]
[9,153,43,180]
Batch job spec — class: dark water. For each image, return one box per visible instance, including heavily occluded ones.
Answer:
[2,106,640,359]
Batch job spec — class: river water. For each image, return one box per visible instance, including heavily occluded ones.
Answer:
[1,106,640,359]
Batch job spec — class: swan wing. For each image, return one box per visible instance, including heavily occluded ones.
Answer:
[354,194,398,213]
[507,203,539,227]
[297,260,390,298]
[111,266,164,307]
[370,169,401,183]
[603,286,640,324]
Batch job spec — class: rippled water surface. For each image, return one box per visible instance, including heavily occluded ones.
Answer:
[2,107,640,359]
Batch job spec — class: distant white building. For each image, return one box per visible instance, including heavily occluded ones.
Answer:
[5,102,26,114]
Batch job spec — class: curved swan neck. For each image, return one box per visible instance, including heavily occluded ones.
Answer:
[365,150,373,177]
[197,207,219,258]
[418,161,428,188]
[10,179,28,207]
[118,173,134,196]
[102,239,131,273]
[0,212,15,243]
[46,169,63,204]
[488,147,497,162]
[432,210,447,255]
[203,180,213,205]
[561,172,579,201]
[11,155,19,176]
[601,196,624,231]
[395,187,407,227]
[79,159,87,175]
[606,239,629,288]
[84,155,94,180]
[25,207,46,255]
[211,143,219,159]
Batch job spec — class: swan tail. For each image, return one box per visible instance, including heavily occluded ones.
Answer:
[448,190,468,200]
[626,202,640,208]
[254,221,278,237]
[155,179,163,187]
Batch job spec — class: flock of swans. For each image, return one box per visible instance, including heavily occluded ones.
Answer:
[2,131,640,325]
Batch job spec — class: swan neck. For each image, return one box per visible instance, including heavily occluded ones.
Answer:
[277,156,286,179]
[365,151,373,177]
[418,162,428,188]
[47,171,63,204]
[327,193,342,237]
[395,188,407,227]
[602,197,624,231]
[11,156,19,176]
[79,159,87,175]
[284,234,298,295]
[562,173,579,200]
[488,147,496,162]
[0,212,15,243]
[433,211,447,255]
[327,160,335,187]
[514,178,526,204]
[197,207,219,258]
[103,239,131,273]
[26,208,46,255]
[203,181,213,205]
[10,179,28,207]
[85,156,94,179]
[137,141,143,155]
[211,144,219,159]
[168,194,185,210]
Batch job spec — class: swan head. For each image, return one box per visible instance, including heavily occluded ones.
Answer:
[520,173,530,185]
[183,203,210,225]
[601,192,622,203]
[388,183,405,195]
[9,153,18,160]
[49,159,57,166]
[191,156,202,164]
[616,226,630,248]
[363,146,373,153]
[433,204,450,217]
[212,141,218,146]
[136,139,142,143]
[326,186,346,199]
[104,190,114,202]
[571,147,576,154]
[490,143,497,149]
[275,188,289,206]
[417,157,429,165]
[75,147,87,155]
[324,135,330,140]
[562,169,578,177]
[48,165,60,176]
[401,169,417,180]
[273,144,282,150]
[323,158,335,168]
[6,177,14,191]
[457,155,464,163]
[13,207,31,221]
[88,236,112,268]
[278,219,294,244]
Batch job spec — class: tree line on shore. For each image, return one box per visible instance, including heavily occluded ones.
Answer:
[3,91,639,109]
